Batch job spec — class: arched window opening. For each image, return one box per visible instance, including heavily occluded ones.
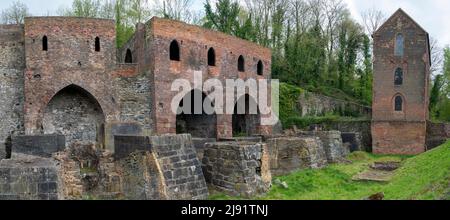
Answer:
[95,37,100,52]
[257,60,263,75]
[395,68,403,86]
[42,36,48,51]
[395,33,404,57]
[395,96,403,112]
[125,49,133,63]
[208,47,216,66]
[170,40,180,61]
[238,55,245,72]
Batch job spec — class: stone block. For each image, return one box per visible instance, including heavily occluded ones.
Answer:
[114,135,152,160]
[266,136,328,176]
[12,135,65,157]
[202,141,271,198]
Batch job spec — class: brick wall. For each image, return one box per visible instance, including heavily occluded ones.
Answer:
[23,17,120,137]
[372,9,430,155]
[142,18,273,139]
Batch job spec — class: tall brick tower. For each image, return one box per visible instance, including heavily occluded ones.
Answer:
[372,9,431,155]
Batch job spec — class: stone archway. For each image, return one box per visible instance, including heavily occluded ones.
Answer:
[42,85,106,147]
[232,94,261,137]
[176,89,217,138]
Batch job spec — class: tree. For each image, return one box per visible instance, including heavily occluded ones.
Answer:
[430,37,444,75]
[154,0,195,23]
[1,0,30,24]
[203,0,241,36]
[361,7,386,35]
[69,0,102,17]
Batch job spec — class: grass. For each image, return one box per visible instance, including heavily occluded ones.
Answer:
[209,141,450,200]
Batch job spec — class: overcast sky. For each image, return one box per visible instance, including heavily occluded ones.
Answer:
[1,0,448,46]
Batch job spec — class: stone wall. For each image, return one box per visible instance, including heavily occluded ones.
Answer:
[265,136,327,176]
[151,134,208,200]
[298,91,371,117]
[42,86,105,147]
[12,135,65,158]
[0,25,25,159]
[426,122,450,150]
[202,141,271,198]
[299,131,349,163]
[0,156,59,200]
[318,120,372,152]
[115,71,153,133]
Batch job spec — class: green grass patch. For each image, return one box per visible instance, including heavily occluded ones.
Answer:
[209,142,450,200]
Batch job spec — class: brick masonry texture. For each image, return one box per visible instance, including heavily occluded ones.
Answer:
[12,135,65,158]
[0,25,25,160]
[298,91,371,117]
[304,131,349,163]
[202,141,271,198]
[151,134,208,200]
[0,156,59,200]
[266,136,327,176]
[426,122,450,150]
[0,16,274,153]
[120,17,273,138]
[372,9,430,155]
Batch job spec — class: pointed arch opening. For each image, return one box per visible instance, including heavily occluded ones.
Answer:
[125,49,133,63]
[208,47,216,66]
[42,85,105,147]
[394,95,404,112]
[95,37,100,52]
[395,67,403,86]
[170,40,180,61]
[176,89,217,138]
[42,36,48,51]
[232,94,261,137]
[395,33,404,57]
[238,55,245,72]
[257,60,263,75]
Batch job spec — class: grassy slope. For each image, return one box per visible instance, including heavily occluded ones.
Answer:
[210,142,450,200]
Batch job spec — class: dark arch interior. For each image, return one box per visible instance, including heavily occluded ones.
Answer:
[238,55,245,72]
[395,68,403,85]
[42,85,105,147]
[170,40,180,61]
[208,48,215,66]
[42,36,48,51]
[125,49,133,63]
[95,37,100,52]
[176,90,217,138]
[257,60,263,75]
[232,94,261,137]
[395,96,403,111]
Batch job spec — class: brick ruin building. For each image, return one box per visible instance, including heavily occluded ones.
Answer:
[0,16,273,155]
[0,9,442,200]
[372,9,431,155]
[0,16,279,200]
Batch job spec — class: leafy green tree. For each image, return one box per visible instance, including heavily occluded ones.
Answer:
[203,0,241,36]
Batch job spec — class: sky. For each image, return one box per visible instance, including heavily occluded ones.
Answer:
[1,0,449,46]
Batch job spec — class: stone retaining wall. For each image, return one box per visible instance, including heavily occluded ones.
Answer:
[0,156,59,200]
[202,142,271,198]
[266,136,327,176]
[151,134,208,200]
